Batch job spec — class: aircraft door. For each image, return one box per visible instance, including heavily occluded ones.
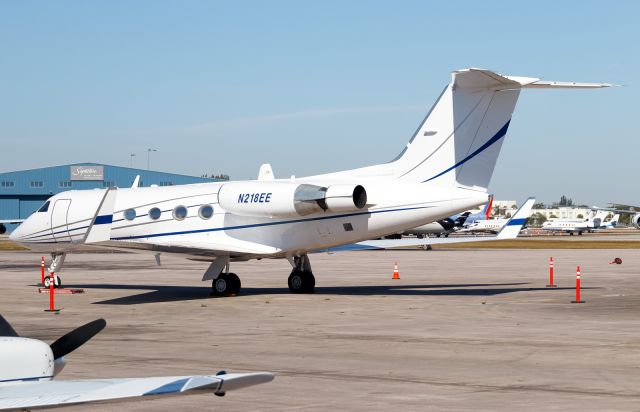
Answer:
[51,199,72,242]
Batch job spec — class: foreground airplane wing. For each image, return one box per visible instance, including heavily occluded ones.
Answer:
[0,372,274,410]
[331,197,535,251]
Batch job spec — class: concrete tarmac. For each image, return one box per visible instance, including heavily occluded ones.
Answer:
[1,248,640,411]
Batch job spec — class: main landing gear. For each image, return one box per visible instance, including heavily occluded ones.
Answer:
[204,254,316,297]
[211,272,241,297]
[287,255,315,293]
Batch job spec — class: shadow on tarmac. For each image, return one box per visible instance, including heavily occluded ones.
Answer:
[58,282,588,305]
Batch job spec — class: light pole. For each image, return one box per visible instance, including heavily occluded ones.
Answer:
[130,153,136,167]
[147,148,157,170]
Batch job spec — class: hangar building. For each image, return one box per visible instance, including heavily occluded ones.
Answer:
[0,163,216,233]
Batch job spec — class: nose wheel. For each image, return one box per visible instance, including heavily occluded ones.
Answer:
[211,273,241,297]
[288,270,315,293]
[43,275,62,289]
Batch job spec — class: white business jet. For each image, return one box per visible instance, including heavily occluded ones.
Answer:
[0,315,273,410]
[10,68,610,295]
[458,217,511,234]
[541,210,608,235]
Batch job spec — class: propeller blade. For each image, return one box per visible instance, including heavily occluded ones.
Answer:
[0,315,19,337]
[50,318,106,360]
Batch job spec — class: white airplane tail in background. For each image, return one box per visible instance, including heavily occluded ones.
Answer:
[389,69,611,190]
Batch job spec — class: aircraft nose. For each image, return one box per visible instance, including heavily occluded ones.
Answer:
[9,223,24,242]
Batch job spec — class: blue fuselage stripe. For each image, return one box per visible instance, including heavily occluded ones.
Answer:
[94,215,113,225]
[422,121,511,183]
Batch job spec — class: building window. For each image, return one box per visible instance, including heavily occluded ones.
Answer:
[59,181,72,188]
[173,205,188,221]
[148,207,161,220]
[159,181,173,186]
[198,205,213,219]
[1,181,15,188]
[30,181,43,188]
[103,181,115,188]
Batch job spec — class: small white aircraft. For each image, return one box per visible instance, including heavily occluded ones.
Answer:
[9,68,610,295]
[0,316,273,410]
[541,210,608,235]
[458,217,510,234]
[599,204,640,229]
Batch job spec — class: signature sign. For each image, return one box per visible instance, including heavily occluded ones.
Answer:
[70,165,104,181]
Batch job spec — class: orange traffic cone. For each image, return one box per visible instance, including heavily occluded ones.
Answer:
[392,262,400,280]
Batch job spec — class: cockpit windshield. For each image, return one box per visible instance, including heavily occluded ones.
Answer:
[37,201,50,213]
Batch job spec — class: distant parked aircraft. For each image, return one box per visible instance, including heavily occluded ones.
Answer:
[402,194,494,238]
[541,210,608,235]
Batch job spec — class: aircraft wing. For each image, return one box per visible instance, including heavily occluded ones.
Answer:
[0,219,24,224]
[0,372,273,410]
[331,197,535,251]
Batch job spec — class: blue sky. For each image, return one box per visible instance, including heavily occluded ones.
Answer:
[1,1,637,205]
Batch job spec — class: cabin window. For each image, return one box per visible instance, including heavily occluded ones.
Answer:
[149,207,161,220]
[198,205,214,219]
[173,205,188,221]
[37,201,50,213]
[124,208,137,221]
[343,222,354,231]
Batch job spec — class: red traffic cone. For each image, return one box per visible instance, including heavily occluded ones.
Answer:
[392,262,400,280]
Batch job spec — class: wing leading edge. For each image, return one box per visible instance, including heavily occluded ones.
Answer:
[0,372,274,410]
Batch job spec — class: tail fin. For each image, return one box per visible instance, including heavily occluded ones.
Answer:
[483,194,494,219]
[610,214,620,226]
[454,211,471,227]
[496,197,535,240]
[391,68,610,189]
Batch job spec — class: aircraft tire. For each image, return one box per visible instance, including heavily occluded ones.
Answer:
[288,270,315,293]
[212,273,240,297]
[43,275,62,289]
[226,273,241,296]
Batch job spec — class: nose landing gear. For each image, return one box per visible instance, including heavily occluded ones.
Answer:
[44,253,66,289]
[43,274,62,289]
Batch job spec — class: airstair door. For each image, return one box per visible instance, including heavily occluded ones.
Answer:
[51,199,72,242]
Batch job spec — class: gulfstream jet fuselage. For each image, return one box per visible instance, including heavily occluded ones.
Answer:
[10,68,611,295]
